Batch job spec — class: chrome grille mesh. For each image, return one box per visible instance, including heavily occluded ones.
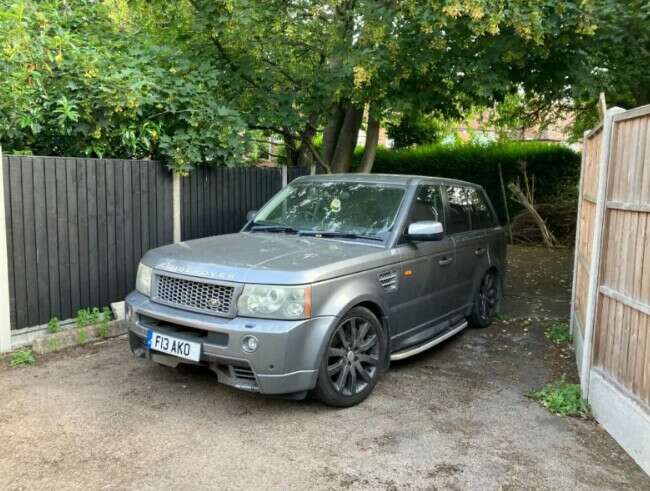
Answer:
[155,275,234,315]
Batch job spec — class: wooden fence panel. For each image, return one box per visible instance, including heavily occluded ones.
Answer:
[181,166,308,241]
[1,156,173,330]
[572,128,603,335]
[591,110,650,405]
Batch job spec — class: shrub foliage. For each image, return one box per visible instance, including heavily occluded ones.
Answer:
[362,142,580,224]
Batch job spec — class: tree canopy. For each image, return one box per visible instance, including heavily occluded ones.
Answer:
[189,0,599,172]
[1,0,648,172]
[0,0,248,174]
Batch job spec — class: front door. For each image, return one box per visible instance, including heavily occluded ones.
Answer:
[392,184,456,351]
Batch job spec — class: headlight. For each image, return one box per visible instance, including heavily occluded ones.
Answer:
[136,263,153,296]
[237,284,311,320]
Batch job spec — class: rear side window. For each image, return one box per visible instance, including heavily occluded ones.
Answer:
[407,185,444,224]
[445,186,471,234]
[467,188,497,229]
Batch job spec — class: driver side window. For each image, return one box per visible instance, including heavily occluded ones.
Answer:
[407,185,444,225]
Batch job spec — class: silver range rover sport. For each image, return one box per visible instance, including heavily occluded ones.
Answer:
[126,174,506,407]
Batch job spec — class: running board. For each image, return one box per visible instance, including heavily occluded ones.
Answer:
[390,320,468,361]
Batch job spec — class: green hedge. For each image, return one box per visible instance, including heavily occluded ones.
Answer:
[356,142,581,224]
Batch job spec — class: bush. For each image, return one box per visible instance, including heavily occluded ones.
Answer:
[386,113,445,148]
[358,142,580,225]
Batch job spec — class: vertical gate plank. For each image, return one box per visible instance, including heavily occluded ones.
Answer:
[32,156,49,324]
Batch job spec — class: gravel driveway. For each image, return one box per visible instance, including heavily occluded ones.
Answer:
[1,246,648,489]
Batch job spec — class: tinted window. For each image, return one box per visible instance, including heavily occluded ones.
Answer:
[467,188,496,229]
[445,186,471,234]
[407,185,444,224]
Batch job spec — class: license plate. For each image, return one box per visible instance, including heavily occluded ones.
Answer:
[146,330,201,362]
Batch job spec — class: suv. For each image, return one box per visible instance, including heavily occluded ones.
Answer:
[126,174,505,406]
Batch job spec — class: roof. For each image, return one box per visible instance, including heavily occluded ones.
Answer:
[293,173,480,188]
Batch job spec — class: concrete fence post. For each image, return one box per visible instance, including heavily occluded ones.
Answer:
[173,172,181,243]
[281,165,288,187]
[0,146,12,353]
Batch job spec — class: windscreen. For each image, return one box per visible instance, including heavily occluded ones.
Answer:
[253,181,406,239]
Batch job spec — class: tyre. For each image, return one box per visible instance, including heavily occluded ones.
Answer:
[468,269,500,328]
[313,306,387,407]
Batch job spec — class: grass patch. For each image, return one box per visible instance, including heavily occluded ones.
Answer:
[98,318,110,338]
[10,349,35,367]
[529,376,591,418]
[47,316,60,333]
[77,328,88,344]
[545,321,572,344]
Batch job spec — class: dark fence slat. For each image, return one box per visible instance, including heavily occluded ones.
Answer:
[32,157,50,323]
[4,156,173,330]
[66,159,79,315]
[21,156,39,327]
[4,158,302,330]
[44,158,60,318]
[86,159,99,309]
[2,157,16,328]
[106,161,117,302]
[76,158,89,310]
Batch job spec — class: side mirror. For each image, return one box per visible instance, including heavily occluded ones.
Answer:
[246,210,257,222]
[406,221,444,241]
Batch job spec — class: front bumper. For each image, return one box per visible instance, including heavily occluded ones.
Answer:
[125,291,337,395]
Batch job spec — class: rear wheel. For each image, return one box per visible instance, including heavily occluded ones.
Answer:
[469,269,500,328]
[313,307,387,407]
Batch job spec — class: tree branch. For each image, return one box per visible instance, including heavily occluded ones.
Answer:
[304,138,332,173]
[209,36,262,89]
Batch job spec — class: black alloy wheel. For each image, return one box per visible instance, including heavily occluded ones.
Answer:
[314,307,386,407]
[469,270,500,328]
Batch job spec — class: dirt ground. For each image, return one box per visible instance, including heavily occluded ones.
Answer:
[1,245,648,490]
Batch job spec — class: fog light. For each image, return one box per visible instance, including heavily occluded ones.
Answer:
[241,335,259,353]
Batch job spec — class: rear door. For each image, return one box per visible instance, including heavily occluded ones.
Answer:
[444,185,481,312]
[393,184,455,350]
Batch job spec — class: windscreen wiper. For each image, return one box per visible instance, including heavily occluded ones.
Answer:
[300,231,383,242]
[250,224,300,234]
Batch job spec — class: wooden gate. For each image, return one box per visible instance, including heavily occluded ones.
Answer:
[571,104,650,474]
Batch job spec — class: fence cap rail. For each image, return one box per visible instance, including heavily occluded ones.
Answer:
[612,103,650,123]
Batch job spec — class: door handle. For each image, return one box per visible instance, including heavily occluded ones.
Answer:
[474,247,486,256]
[438,256,453,266]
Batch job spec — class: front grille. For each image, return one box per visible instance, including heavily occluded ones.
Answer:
[154,274,235,316]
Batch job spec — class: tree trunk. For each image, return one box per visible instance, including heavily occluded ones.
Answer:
[283,133,299,166]
[357,112,380,173]
[321,105,345,166]
[330,105,363,173]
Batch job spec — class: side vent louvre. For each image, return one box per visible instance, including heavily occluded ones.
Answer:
[378,270,398,292]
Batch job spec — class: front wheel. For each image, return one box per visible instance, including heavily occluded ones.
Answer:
[313,307,387,407]
[468,269,500,328]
